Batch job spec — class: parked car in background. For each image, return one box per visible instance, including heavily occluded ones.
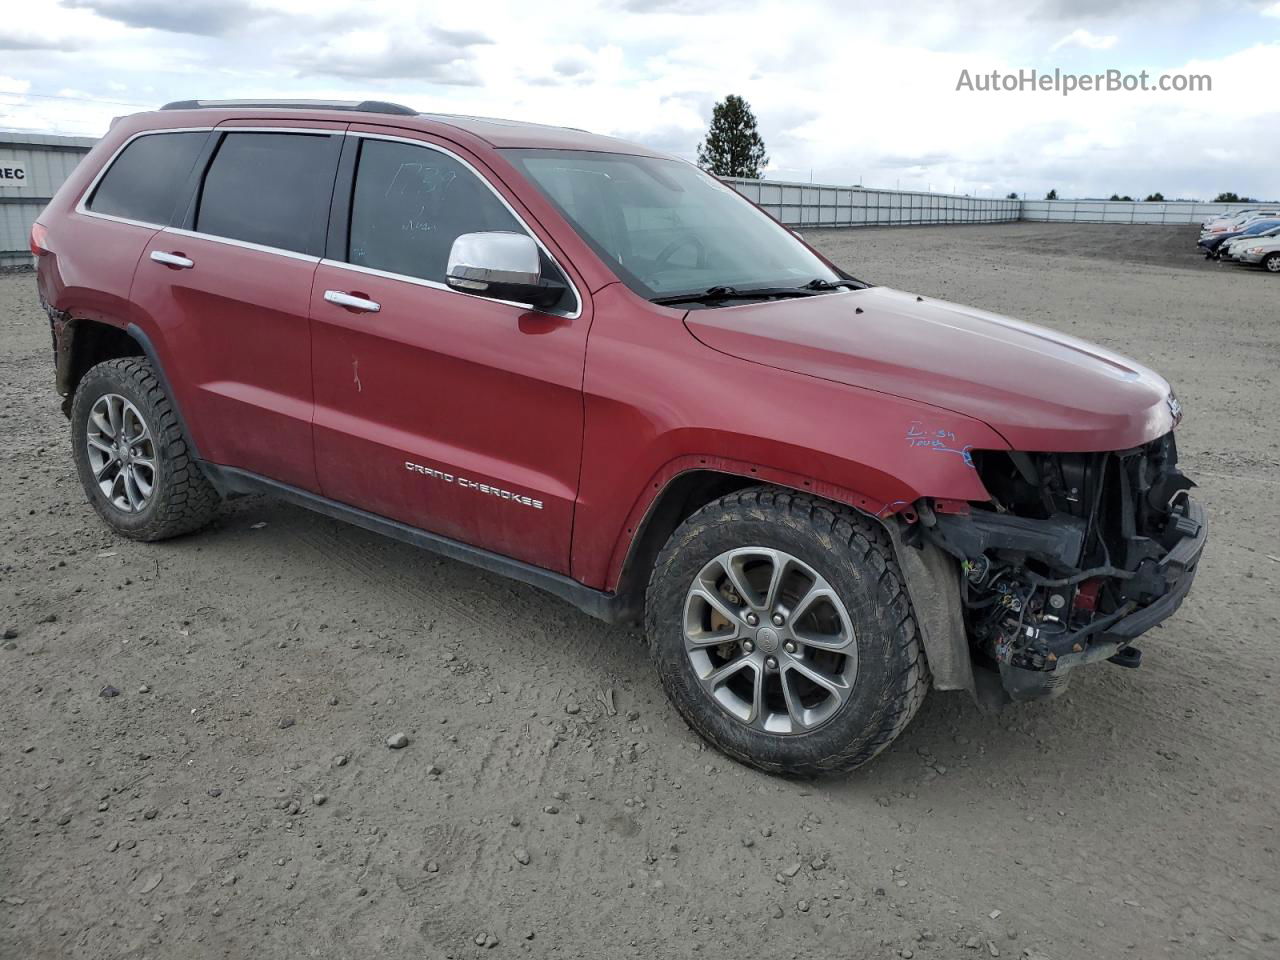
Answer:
[1198,218,1280,258]
[1221,225,1280,261]
[1232,235,1280,273]
[1201,209,1280,233]
[1202,209,1257,230]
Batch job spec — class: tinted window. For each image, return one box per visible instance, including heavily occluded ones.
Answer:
[88,132,206,225]
[348,139,524,283]
[197,133,336,254]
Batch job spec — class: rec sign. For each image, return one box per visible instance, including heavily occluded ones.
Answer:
[0,163,29,187]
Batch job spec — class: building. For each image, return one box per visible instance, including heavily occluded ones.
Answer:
[1,132,97,269]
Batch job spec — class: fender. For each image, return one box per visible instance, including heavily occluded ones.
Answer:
[604,453,891,593]
[602,455,982,697]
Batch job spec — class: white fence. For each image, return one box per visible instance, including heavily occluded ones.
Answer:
[725,177,1020,228]
[726,176,1271,229]
[1019,199,1268,225]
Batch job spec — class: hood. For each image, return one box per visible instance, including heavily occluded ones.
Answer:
[684,286,1176,452]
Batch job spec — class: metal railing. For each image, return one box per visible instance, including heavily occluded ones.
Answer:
[724,177,1019,228]
[725,176,1270,229]
[1019,199,1270,225]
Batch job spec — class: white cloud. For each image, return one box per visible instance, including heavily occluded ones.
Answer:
[1050,28,1119,51]
[1261,2,1280,18]
[61,0,262,37]
[283,27,492,82]
[0,0,1276,200]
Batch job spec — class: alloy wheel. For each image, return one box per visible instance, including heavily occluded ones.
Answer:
[683,547,857,735]
[85,393,157,513]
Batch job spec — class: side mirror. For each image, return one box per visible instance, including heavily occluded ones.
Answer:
[446,231,565,310]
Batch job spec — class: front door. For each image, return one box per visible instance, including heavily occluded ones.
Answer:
[309,130,590,573]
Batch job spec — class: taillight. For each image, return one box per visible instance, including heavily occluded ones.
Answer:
[29,222,50,257]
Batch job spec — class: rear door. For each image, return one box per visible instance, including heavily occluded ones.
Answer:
[309,128,591,573]
[62,128,209,341]
[128,120,345,491]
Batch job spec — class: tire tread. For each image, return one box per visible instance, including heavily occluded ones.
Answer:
[72,357,220,541]
[645,485,930,776]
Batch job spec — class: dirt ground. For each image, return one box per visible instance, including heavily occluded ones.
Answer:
[2,222,1277,960]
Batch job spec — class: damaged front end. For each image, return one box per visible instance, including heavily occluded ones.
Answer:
[911,432,1207,701]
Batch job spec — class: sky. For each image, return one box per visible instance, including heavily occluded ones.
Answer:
[1,0,1277,200]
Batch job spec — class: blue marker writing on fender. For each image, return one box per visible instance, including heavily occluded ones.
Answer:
[905,421,975,467]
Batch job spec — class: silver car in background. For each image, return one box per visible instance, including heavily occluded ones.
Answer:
[1221,225,1280,261]
[1232,236,1280,272]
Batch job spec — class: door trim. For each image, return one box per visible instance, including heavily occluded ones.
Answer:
[199,463,627,624]
[162,226,322,263]
[76,125,586,318]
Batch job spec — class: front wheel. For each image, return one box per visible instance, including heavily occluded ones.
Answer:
[1263,252,1280,273]
[645,487,929,776]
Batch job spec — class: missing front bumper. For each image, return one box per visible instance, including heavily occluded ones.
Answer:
[994,496,1205,701]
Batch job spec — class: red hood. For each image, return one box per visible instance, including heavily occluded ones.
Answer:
[684,286,1177,452]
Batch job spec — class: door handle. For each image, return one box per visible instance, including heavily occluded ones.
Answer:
[324,290,381,313]
[150,250,194,269]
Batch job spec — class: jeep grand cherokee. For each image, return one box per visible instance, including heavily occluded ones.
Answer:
[32,99,1206,775]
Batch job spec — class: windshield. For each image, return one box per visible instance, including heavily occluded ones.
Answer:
[503,149,842,301]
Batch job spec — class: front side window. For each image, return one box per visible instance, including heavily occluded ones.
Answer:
[503,149,841,300]
[87,131,206,225]
[196,132,336,255]
[347,138,526,284]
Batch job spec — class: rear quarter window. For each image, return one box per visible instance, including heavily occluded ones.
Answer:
[87,131,207,225]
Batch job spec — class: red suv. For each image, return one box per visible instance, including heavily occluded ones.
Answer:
[33,100,1206,775]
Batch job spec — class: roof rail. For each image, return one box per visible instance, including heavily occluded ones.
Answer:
[159,99,417,116]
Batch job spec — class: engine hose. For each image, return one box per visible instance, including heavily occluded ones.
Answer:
[1024,565,1135,588]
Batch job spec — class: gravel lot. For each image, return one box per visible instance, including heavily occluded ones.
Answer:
[2,223,1277,960]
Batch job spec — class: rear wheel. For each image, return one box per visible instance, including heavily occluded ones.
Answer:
[645,487,929,776]
[71,357,220,541]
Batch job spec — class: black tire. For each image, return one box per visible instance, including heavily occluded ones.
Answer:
[645,486,929,777]
[1264,252,1280,274]
[70,357,220,541]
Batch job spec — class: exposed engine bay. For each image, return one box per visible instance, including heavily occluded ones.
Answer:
[909,432,1207,701]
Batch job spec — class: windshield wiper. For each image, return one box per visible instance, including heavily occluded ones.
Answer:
[802,277,864,291]
[651,285,821,306]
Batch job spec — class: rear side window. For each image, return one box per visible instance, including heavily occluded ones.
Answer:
[196,132,337,255]
[347,138,524,283]
[87,132,206,225]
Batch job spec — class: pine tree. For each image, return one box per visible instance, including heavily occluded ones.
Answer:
[1045,188,1058,200]
[697,95,768,179]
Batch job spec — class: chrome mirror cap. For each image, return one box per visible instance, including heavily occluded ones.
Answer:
[447,231,540,289]
[445,231,564,310]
